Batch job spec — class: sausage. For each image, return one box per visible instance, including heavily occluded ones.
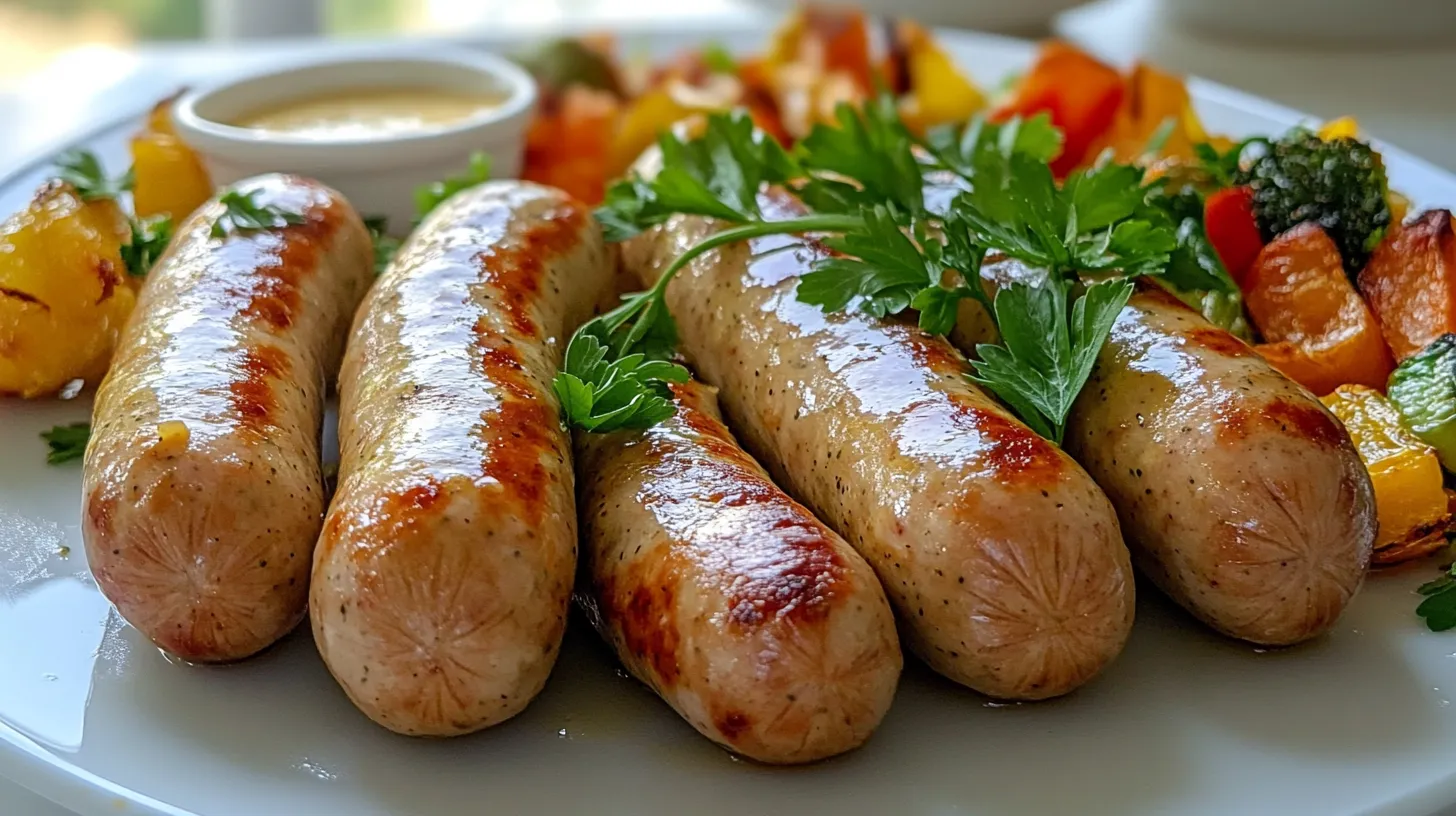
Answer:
[621,188,1135,700]
[576,379,902,763]
[311,181,613,736]
[1059,286,1376,645]
[82,174,373,662]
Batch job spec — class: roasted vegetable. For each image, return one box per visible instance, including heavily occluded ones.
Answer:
[1235,128,1390,277]
[1087,62,1204,163]
[512,36,623,96]
[1387,334,1456,472]
[1322,385,1451,564]
[992,41,1123,177]
[1203,186,1264,285]
[894,21,985,133]
[0,181,135,397]
[1244,223,1394,395]
[131,95,213,222]
[522,85,620,205]
[1358,210,1456,362]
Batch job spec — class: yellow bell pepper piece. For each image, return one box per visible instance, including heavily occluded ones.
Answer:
[131,96,213,222]
[1319,116,1361,141]
[896,21,985,133]
[1322,384,1451,564]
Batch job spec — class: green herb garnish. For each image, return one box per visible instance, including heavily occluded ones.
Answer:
[210,189,305,239]
[120,215,173,278]
[362,215,401,276]
[1418,559,1456,631]
[54,150,134,201]
[561,102,1180,440]
[414,151,491,224]
[42,422,90,465]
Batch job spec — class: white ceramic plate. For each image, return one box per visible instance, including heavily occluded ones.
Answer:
[4,21,1456,816]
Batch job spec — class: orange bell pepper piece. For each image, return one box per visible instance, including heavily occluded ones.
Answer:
[1357,209,1456,362]
[522,86,620,205]
[1087,62,1201,163]
[1204,186,1265,285]
[991,41,1124,177]
[130,94,213,222]
[1245,222,1395,395]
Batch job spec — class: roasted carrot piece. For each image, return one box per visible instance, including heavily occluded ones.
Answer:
[1244,222,1395,395]
[1357,209,1456,362]
[991,41,1123,177]
[1204,186,1265,285]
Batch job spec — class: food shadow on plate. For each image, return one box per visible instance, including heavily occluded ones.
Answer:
[1146,570,1440,762]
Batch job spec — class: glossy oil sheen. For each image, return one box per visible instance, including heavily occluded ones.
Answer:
[4,26,1456,816]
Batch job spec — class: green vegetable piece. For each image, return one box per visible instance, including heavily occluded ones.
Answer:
[512,38,622,95]
[1388,334,1456,471]
[120,214,173,279]
[54,150,134,201]
[42,422,90,465]
[1236,129,1390,277]
[211,189,306,239]
[414,152,492,224]
[1417,563,1456,631]
[363,215,401,276]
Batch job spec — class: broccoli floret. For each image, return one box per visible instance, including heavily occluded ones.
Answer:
[1235,130,1390,278]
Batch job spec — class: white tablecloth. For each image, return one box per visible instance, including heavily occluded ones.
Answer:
[2,0,1452,813]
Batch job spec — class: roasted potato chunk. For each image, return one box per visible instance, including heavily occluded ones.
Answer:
[0,181,134,398]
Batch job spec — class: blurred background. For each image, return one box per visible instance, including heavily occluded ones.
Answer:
[1,0,1453,169]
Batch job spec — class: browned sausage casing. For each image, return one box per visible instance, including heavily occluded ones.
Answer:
[82,174,373,662]
[1060,287,1376,645]
[622,188,1135,700]
[576,380,902,763]
[311,181,613,736]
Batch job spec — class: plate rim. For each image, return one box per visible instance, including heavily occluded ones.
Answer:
[4,19,1456,816]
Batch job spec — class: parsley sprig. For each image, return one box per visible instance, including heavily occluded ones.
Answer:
[55,150,134,201]
[41,422,90,465]
[210,189,305,239]
[415,151,492,224]
[120,214,173,278]
[1418,552,1456,631]
[559,103,1182,441]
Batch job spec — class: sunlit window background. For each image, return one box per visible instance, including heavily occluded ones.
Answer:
[0,0,746,88]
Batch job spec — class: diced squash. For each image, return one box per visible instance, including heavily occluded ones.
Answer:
[131,95,213,221]
[895,21,985,133]
[1387,334,1456,472]
[1244,222,1394,395]
[1357,209,1456,362]
[991,41,1124,177]
[1087,62,1202,163]
[0,181,134,397]
[1322,384,1451,564]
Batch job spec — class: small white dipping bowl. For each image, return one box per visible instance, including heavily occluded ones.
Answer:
[173,48,537,232]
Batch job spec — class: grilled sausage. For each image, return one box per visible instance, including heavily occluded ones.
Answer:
[82,174,373,662]
[1059,286,1376,645]
[311,181,613,736]
[576,379,901,763]
[621,188,1135,700]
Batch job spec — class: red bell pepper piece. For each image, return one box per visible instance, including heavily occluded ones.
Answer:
[1204,186,1265,285]
[992,42,1124,177]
